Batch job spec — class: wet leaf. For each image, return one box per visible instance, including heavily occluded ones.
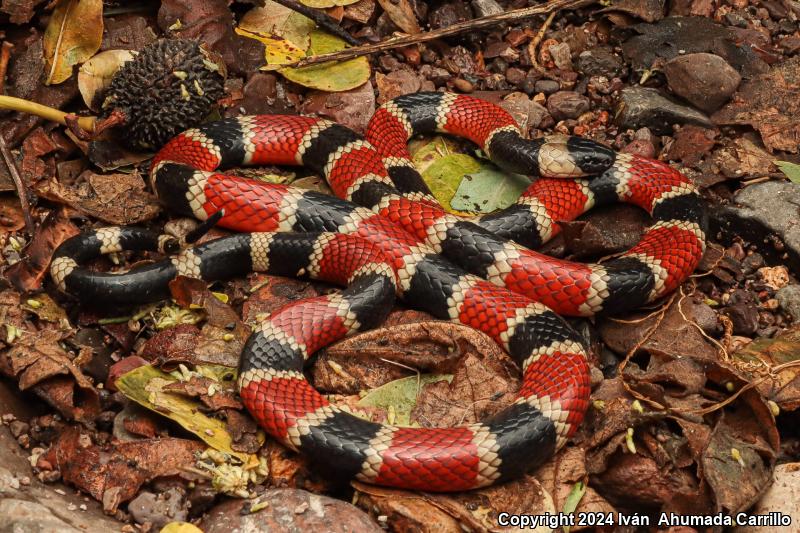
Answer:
[358,374,452,426]
[237,1,370,91]
[43,0,104,85]
[78,49,137,111]
[116,364,262,464]
[280,31,370,92]
[776,161,800,184]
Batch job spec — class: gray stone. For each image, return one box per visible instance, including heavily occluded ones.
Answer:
[777,285,800,322]
[577,48,627,78]
[615,87,715,135]
[713,181,800,274]
[534,79,560,95]
[664,53,741,113]
[547,91,590,120]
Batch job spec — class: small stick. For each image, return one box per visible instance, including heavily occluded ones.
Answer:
[528,10,556,73]
[0,133,34,234]
[286,0,593,67]
[0,41,13,94]
[272,0,361,47]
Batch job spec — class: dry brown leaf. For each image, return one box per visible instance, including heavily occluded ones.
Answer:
[376,0,420,34]
[43,0,104,85]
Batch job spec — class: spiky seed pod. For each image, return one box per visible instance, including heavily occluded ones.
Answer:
[102,39,225,150]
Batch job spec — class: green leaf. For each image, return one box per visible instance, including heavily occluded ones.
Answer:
[116,364,261,465]
[280,30,370,91]
[358,374,452,426]
[562,481,587,533]
[450,167,530,213]
[776,161,800,184]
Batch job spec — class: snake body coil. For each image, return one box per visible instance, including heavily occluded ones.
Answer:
[51,92,706,491]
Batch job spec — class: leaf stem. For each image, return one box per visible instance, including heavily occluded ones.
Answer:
[0,95,96,132]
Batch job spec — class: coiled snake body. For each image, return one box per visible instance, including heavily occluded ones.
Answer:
[51,92,707,491]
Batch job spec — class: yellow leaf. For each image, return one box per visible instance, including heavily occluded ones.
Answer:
[279,30,370,92]
[237,1,370,92]
[43,0,104,85]
[78,49,136,111]
[116,364,262,465]
[160,523,203,533]
[299,0,359,7]
[239,3,314,52]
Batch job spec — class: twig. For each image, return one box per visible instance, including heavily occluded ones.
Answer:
[0,41,13,95]
[528,10,556,73]
[286,0,594,67]
[0,95,95,133]
[0,134,34,234]
[273,0,361,47]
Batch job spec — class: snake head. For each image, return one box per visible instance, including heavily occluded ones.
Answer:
[564,137,616,176]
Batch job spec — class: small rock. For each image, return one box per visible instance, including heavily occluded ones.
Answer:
[733,463,800,533]
[375,70,421,104]
[722,289,759,336]
[0,499,81,532]
[547,91,590,120]
[128,488,188,530]
[615,87,715,135]
[548,42,572,71]
[621,139,655,158]
[8,420,29,438]
[577,48,627,78]
[742,253,765,275]
[534,79,560,95]
[758,266,790,290]
[689,300,720,335]
[301,82,376,133]
[452,78,474,93]
[777,285,800,322]
[505,67,526,87]
[428,1,471,29]
[713,181,800,274]
[663,53,741,113]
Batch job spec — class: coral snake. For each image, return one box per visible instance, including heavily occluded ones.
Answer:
[50,92,707,491]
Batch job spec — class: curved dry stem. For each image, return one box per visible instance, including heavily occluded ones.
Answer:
[0,95,96,132]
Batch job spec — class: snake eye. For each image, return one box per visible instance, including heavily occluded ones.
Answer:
[567,138,616,175]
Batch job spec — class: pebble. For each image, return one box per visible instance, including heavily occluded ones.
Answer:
[723,289,760,336]
[714,181,800,274]
[534,79,560,95]
[577,48,627,78]
[663,53,741,113]
[547,91,590,120]
[452,78,474,93]
[776,285,800,322]
[615,87,714,135]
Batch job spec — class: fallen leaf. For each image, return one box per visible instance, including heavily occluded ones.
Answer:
[41,426,204,512]
[36,169,161,225]
[375,0,420,34]
[116,364,262,464]
[78,49,137,111]
[280,31,371,91]
[299,0,359,8]
[776,161,800,184]
[43,0,104,85]
[4,208,79,292]
[358,374,452,426]
[237,1,370,91]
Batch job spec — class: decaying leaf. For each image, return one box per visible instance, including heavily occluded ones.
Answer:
[78,48,137,111]
[43,0,104,85]
[40,426,204,512]
[299,0,359,8]
[776,161,800,184]
[116,363,262,464]
[358,374,452,426]
[237,1,370,91]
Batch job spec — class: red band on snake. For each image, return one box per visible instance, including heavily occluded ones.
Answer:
[51,92,706,491]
